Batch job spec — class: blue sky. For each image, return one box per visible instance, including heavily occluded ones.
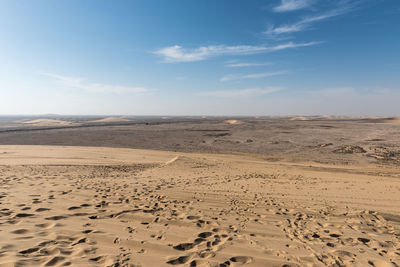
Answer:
[0,0,399,116]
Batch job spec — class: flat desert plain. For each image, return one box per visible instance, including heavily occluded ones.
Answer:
[0,117,400,267]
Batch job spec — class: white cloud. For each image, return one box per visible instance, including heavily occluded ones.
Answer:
[274,0,314,12]
[266,2,356,37]
[41,72,147,94]
[220,71,287,82]
[153,42,320,63]
[266,23,305,35]
[200,87,282,98]
[226,62,271,67]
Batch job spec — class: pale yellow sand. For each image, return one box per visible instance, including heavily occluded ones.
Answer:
[383,117,400,123]
[223,120,243,125]
[0,146,399,267]
[20,119,76,127]
[90,117,131,123]
[289,116,309,121]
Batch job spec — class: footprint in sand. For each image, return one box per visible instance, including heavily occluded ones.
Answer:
[68,206,81,210]
[198,232,213,238]
[45,215,68,220]
[44,256,66,266]
[368,259,393,267]
[230,256,253,264]
[11,229,30,234]
[90,255,117,266]
[36,207,51,212]
[173,243,196,251]
[189,259,209,266]
[167,255,193,265]
[35,222,56,229]
[19,247,39,255]
[15,213,35,218]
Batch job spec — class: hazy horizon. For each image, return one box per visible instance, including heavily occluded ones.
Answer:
[1,0,399,116]
[0,114,398,118]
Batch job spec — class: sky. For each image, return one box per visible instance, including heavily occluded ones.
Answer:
[0,0,399,116]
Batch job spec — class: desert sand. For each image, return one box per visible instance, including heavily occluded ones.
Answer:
[20,119,76,127]
[2,116,400,167]
[1,144,399,267]
[89,117,131,124]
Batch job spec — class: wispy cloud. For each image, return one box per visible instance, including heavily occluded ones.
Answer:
[201,87,281,98]
[220,71,287,82]
[273,0,314,12]
[41,72,147,94]
[266,1,358,37]
[153,42,320,63]
[226,62,271,68]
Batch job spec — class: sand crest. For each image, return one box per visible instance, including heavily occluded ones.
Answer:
[20,119,75,127]
[90,117,131,123]
[223,120,243,125]
[289,116,309,121]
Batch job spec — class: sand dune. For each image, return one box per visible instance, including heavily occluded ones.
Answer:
[361,117,400,124]
[0,145,399,266]
[289,116,309,121]
[223,120,243,125]
[90,117,131,123]
[20,119,75,127]
[383,117,400,123]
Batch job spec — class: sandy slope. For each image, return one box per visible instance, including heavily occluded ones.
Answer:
[383,118,400,124]
[20,119,76,127]
[89,117,131,123]
[0,146,399,267]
